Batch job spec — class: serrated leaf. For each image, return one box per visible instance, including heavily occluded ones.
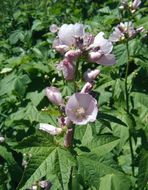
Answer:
[18,147,75,190]
[77,134,119,156]
[99,173,131,190]
[15,131,54,154]
[77,153,131,189]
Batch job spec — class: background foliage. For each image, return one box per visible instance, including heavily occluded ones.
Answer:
[0,0,148,189]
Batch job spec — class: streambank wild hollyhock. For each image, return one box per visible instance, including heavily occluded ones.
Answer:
[39,23,116,147]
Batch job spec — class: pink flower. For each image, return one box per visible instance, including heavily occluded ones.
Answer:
[109,22,136,42]
[81,82,93,93]
[65,93,98,125]
[53,38,69,53]
[50,24,59,33]
[89,32,113,54]
[58,23,84,46]
[84,69,100,82]
[57,59,75,80]
[45,86,64,105]
[89,32,116,66]
[39,123,62,135]
[53,23,85,53]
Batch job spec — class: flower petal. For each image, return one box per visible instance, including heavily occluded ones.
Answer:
[96,54,116,66]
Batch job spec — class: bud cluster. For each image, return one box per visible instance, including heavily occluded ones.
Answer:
[109,22,144,42]
[119,0,141,13]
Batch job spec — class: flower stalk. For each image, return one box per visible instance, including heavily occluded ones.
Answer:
[125,39,135,177]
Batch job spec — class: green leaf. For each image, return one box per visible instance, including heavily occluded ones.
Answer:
[15,131,54,154]
[77,153,131,189]
[26,90,45,107]
[0,145,22,183]
[98,112,127,127]
[114,44,128,66]
[138,150,148,190]
[86,136,120,156]
[99,173,131,190]
[9,30,24,45]
[18,147,75,190]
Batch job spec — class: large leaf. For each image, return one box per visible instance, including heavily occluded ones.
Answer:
[77,153,131,189]
[99,173,131,190]
[85,135,120,156]
[17,147,75,190]
[16,131,75,190]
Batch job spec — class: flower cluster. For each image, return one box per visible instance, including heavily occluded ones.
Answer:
[39,23,116,147]
[119,0,141,13]
[109,22,144,42]
[51,23,116,80]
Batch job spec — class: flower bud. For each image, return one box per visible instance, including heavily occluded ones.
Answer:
[132,0,141,10]
[57,59,75,80]
[81,82,93,93]
[89,51,102,62]
[39,180,52,189]
[45,86,64,106]
[50,24,59,33]
[0,136,5,143]
[83,69,100,82]
[39,123,62,135]
[136,26,144,33]
[65,49,81,62]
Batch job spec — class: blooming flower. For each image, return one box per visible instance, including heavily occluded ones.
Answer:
[83,69,100,82]
[89,32,116,66]
[39,123,62,135]
[53,23,85,53]
[57,59,75,80]
[109,22,136,42]
[45,86,64,105]
[65,93,98,125]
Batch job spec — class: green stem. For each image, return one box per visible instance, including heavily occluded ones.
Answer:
[125,39,135,177]
[125,40,130,114]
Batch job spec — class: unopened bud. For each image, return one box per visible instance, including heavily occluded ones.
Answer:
[45,86,64,106]
[0,136,5,143]
[39,123,62,135]
[89,52,102,62]
[65,49,81,62]
[50,24,59,33]
[81,82,93,93]
[83,69,100,82]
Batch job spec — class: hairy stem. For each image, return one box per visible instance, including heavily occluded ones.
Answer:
[125,39,135,176]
